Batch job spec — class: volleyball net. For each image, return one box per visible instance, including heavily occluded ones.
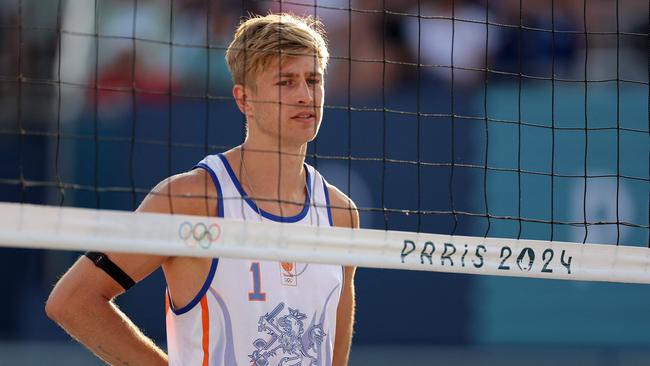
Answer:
[0,0,649,284]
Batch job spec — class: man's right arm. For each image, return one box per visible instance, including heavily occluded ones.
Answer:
[45,169,216,365]
[45,252,169,365]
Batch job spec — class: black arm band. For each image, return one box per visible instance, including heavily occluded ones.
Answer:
[84,251,136,291]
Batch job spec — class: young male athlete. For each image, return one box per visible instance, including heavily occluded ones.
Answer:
[46,13,358,366]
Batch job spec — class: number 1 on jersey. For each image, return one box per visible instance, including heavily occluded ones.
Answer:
[248,262,266,301]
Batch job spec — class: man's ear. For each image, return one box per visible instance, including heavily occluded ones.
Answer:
[233,84,249,115]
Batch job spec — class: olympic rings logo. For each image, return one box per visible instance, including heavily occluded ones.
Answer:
[178,221,221,249]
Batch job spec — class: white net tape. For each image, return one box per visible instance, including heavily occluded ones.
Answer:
[1,202,649,284]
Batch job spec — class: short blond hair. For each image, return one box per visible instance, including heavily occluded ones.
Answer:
[225,13,329,86]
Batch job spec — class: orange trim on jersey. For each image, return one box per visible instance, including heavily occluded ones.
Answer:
[165,290,170,315]
[200,295,210,366]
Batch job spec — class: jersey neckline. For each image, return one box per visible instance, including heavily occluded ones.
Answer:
[217,153,311,223]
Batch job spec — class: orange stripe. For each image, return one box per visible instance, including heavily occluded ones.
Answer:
[165,290,170,315]
[200,296,210,366]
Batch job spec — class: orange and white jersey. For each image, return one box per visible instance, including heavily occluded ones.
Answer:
[166,153,343,366]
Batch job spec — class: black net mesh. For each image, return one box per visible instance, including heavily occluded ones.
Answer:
[0,0,648,247]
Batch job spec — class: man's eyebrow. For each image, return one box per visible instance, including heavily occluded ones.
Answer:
[275,72,297,78]
[274,72,323,78]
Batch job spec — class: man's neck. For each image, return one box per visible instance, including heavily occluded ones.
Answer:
[235,141,308,200]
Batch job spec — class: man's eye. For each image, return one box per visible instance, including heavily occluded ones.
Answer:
[277,80,291,86]
[307,79,320,85]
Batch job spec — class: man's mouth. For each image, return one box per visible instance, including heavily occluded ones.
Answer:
[291,111,316,123]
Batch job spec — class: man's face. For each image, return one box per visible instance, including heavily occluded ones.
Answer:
[246,55,324,147]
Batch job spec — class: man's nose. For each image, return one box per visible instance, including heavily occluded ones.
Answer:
[296,79,314,105]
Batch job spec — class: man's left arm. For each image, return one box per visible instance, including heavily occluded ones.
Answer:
[327,184,359,366]
[333,265,356,366]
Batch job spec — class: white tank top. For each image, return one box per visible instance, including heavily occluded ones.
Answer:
[166,153,343,366]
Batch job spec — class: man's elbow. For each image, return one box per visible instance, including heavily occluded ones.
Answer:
[45,282,88,325]
[45,286,68,324]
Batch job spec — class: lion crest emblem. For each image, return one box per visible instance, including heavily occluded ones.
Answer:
[249,303,326,366]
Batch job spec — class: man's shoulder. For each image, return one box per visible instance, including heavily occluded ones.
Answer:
[321,181,359,229]
[307,165,353,207]
[139,168,217,216]
[322,182,353,208]
[151,168,214,196]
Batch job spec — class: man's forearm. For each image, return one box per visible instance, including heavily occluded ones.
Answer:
[333,266,356,366]
[50,296,167,366]
[332,317,353,366]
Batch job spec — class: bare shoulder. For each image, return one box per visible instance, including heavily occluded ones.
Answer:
[139,168,217,217]
[324,183,359,229]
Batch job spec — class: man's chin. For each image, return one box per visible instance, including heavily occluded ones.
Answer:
[277,132,319,148]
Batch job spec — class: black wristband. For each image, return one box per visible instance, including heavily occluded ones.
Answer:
[84,252,136,291]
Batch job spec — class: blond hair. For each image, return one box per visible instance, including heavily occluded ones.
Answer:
[225,13,329,86]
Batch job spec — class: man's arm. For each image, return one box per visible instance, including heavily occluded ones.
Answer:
[45,169,216,365]
[46,252,168,365]
[327,184,359,366]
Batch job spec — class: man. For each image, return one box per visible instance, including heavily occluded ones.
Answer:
[46,13,357,366]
